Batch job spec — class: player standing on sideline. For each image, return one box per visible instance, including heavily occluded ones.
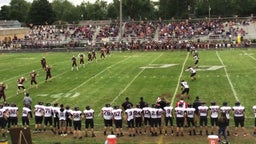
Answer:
[134,104,143,135]
[138,97,146,109]
[174,103,186,136]
[52,103,60,134]
[43,103,54,132]
[253,105,256,135]
[92,50,97,62]
[0,104,8,138]
[122,97,133,111]
[156,104,163,135]
[17,77,26,95]
[142,103,151,134]
[198,101,209,136]
[78,53,85,68]
[45,65,52,82]
[83,105,95,137]
[41,57,47,69]
[193,54,199,68]
[125,104,135,137]
[209,101,220,135]
[58,104,67,136]
[9,103,18,127]
[218,112,228,142]
[30,70,39,88]
[112,105,123,137]
[186,66,196,81]
[101,104,114,135]
[71,106,82,139]
[0,82,7,102]
[186,104,196,135]
[21,104,31,128]
[34,102,45,132]
[193,96,201,126]
[71,55,78,71]
[163,102,174,136]
[180,80,190,99]
[65,105,73,134]
[232,101,248,136]
[220,102,231,136]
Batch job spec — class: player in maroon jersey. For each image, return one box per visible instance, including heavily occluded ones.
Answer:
[30,70,39,88]
[71,55,78,71]
[100,48,106,59]
[88,52,92,62]
[92,50,97,62]
[45,65,52,82]
[41,57,47,69]
[0,82,7,102]
[78,53,85,67]
[17,77,26,95]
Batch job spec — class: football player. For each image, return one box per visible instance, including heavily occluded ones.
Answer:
[180,80,190,99]
[17,77,26,95]
[78,53,85,67]
[174,103,186,136]
[71,107,82,139]
[253,105,256,135]
[232,101,248,136]
[0,104,8,138]
[209,101,220,135]
[9,103,18,127]
[30,70,39,88]
[83,105,95,137]
[186,103,196,135]
[0,82,7,102]
[220,102,231,136]
[112,105,123,137]
[101,104,114,135]
[41,57,47,69]
[45,65,52,82]
[186,66,196,81]
[163,102,174,136]
[21,104,32,128]
[34,101,45,132]
[198,101,209,136]
[71,55,78,71]
[43,103,54,132]
[125,104,135,137]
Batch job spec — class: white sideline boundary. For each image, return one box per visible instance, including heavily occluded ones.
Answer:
[97,53,163,116]
[52,56,131,103]
[170,52,190,106]
[243,51,256,61]
[216,51,239,102]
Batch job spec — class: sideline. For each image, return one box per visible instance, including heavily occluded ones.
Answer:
[52,56,131,103]
[216,51,239,101]
[243,51,256,61]
[97,53,163,116]
[170,52,190,106]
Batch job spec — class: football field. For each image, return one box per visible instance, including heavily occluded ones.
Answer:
[1,48,256,143]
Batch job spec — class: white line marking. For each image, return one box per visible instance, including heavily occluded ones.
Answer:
[243,51,256,61]
[52,56,131,103]
[216,51,239,101]
[97,53,164,116]
[171,52,190,106]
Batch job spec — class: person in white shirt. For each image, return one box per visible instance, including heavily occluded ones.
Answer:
[101,104,114,135]
[193,54,199,68]
[163,103,174,136]
[175,103,186,136]
[71,106,82,139]
[180,80,190,99]
[156,104,163,135]
[209,101,219,135]
[134,104,143,135]
[253,105,256,135]
[0,104,8,138]
[34,102,45,132]
[52,103,60,134]
[232,101,248,136]
[57,104,67,136]
[21,104,31,128]
[125,104,135,137]
[112,105,123,137]
[83,105,95,137]
[198,101,209,135]
[43,103,53,132]
[9,103,18,128]
[220,102,231,136]
[187,66,196,80]
[186,103,196,135]
[142,103,151,134]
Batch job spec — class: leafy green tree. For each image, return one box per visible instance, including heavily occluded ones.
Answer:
[0,5,11,20]
[27,0,56,25]
[9,0,31,23]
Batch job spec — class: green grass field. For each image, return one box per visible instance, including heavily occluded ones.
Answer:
[1,48,256,144]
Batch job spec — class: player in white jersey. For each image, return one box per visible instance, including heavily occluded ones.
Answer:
[175,103,186,136]
[187,66,196,80]
[65,105,73,134]
[125,104,135,137]
[232,101,248,136]
[156,104,163,135]
[209,101,220,135]
[149,104,158,136]
[101,104,114,135]
[71,107,82,139]
[0,104,8,138]
[142,103,151,134]
[83,105,95,137]
[52,103,60,134]
[220,102,231,136]
[253,105,256,135]
[43,103,54,132]
[186,104,196,135]
[34,102,45,132]
[134,104,143,135]
[193,54,199,68]
[21,104,31,128]
[180,80,190,99]
[198,101,209,135]
[57,104,67,136]
[163,103,174,135]
[112,105,123,137]
[9,103,18,127]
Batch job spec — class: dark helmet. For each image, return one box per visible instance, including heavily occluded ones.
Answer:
[211,101,216,105]
[151,104,155,108]
[178,103,183,107]
[60,104,64,108]
[86,105,90,110]
[74,107,79,110]
[11,103,16,107]
[54,102,58,107]
[46,103,51,106]
[235,101,240,106]
[114,105,119,109]
[0,104,3,108]
[127,104,131,109]
[66,105,70,109]
[25,93,29,97]
[4,102,9,106]
[188,103,192,107]
[105,104,110,107]
[136,103,140,108]
[223,102,228,106]
[38,101,43,105]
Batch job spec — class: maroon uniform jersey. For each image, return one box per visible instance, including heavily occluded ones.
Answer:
[72,56,77,66]
[41,58,46,69]
[17,78,25,85]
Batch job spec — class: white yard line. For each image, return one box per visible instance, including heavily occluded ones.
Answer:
[171,52,190,106]
[52,56,131,103]
[97,53,163,116]
[243,51,256,61]
[216,51,239,101]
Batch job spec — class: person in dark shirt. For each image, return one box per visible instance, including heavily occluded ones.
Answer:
[122,97,133,110]
[193,96,201,126]
[218,112,228,142]
[139,97,146,109]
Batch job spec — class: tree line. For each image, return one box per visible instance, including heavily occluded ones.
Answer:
[0,0,256,26]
